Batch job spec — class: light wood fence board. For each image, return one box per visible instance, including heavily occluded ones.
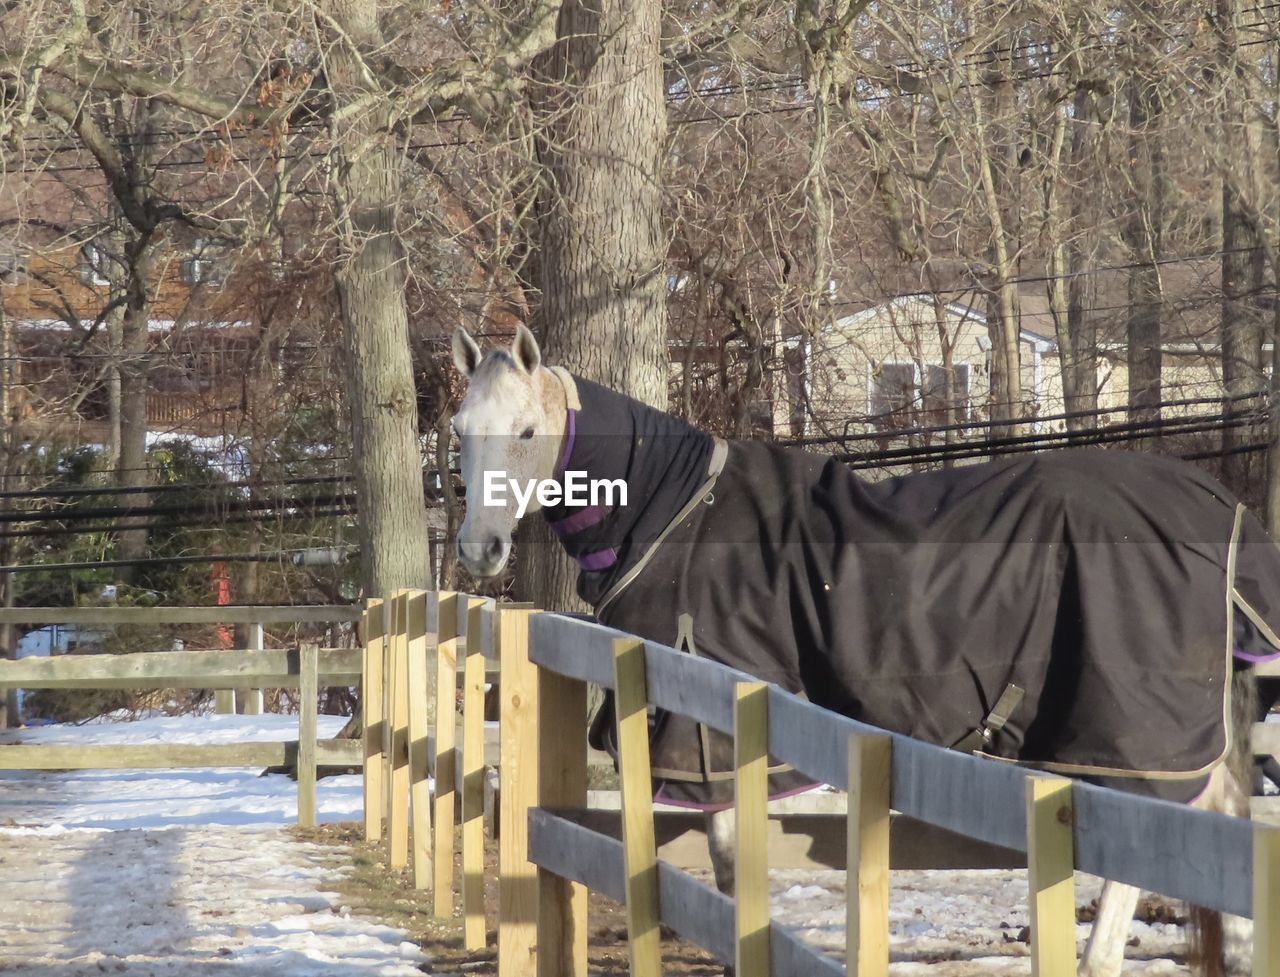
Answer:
[405,590,434,891]
[364,599,388,841]
[298,642,319,828]
[527,809,844,977]
[243,622,265,716]
[435,592,460,911]
[734,682,770,977]
[0,648,361,689]
[317,739,364,766]
[536,659,588,977]
[1256,824,1280,977]
[0,738,359,770]
[848,733,891,977]
[0,743,293,769]
[1025,777,1075,977]
[463,597,490,951]
[613,638,662,977]
[0,605,361,625]
[499,607,540,977]
[388,591,411,871]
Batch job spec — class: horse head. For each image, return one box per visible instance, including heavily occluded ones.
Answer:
[451,323,568,578]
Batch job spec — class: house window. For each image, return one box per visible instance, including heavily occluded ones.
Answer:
[871,362,971,430]
[80,243,110,285]
[181,256,222,286]
[922,364,971,424]
[869,363,917,430]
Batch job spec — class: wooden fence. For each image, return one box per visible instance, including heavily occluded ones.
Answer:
[3,598,1277,974]
[364,590,1280,977]
[0,605,362,826]
[0,604,360,715]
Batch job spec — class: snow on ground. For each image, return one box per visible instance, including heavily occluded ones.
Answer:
[754,868,1190,975]
[0,714,1201,975]
[0,714,426,976]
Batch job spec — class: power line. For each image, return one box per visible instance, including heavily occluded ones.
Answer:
[0,505,355,541]
[0,491,356,525]
[0,548,355,574]
[0,473,351,501]
[838,408,1268,469]
[780,389,1267,447]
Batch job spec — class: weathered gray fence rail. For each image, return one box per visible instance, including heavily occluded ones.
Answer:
[518,609,1280,977]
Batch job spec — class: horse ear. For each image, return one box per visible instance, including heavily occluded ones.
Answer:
[511,323,542,374]
[453,327,481,377]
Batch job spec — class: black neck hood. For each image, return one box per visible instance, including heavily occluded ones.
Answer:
[539,375,714,607]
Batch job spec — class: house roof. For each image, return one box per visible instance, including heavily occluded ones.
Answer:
[832,292,1059,348]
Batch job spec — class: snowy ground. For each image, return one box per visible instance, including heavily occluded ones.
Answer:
[0,715,1198,975]
[0,715,426,977]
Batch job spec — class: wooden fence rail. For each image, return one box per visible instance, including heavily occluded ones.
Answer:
[0,641,361,826]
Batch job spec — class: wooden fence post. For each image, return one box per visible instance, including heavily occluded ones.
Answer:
[537,633,588,977]
[1026,776,1076,977]
[847,732,891,977]
[462,596,490,950]
[499,605,540,977]
[1255,822,1280,977]
[363,598,387,842]
[406,590,434,891]
[435,591,461,913]
[297,641,318,827]
[387,590,411,870]
[613,637,661,977]
[734,682,770,977]
[244,622,264,715]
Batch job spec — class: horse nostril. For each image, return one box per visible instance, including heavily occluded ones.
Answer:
[485,536,504,561]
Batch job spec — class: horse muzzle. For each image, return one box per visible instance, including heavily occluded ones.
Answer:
[458,534,511,578]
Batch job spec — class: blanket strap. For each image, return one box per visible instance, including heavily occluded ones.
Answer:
[952,683,1025,755]
[595,437,730,618]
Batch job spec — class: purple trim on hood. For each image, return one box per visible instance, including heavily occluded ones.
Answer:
[576,547,618,572]
[1233,648,1280,664]
[550,503,611,537]
[554,409,577,479]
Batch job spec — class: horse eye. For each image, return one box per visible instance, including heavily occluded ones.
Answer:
[520,427,535,440]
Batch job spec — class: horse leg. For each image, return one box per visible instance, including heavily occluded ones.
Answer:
[704,807,737,976]
[705,806,736,897]
[1186,663,1257,977]
[1185,761,1253,977]
[1078,880,1142,977]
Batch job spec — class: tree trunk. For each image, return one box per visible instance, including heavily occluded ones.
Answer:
[969,50,1022,433]
[0,299,15,727]
[323,1,431,602]
[1268,300,1280,537]
[1221,182,1265,493]
[1123,75,1166,435]
[114,236,158,586]
[1056,89,1099,432]
[518,0,669,613]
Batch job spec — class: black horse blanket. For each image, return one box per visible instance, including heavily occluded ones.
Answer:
[543,376,1280,806]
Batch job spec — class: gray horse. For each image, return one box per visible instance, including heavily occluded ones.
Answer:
[452,324,1275,976]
